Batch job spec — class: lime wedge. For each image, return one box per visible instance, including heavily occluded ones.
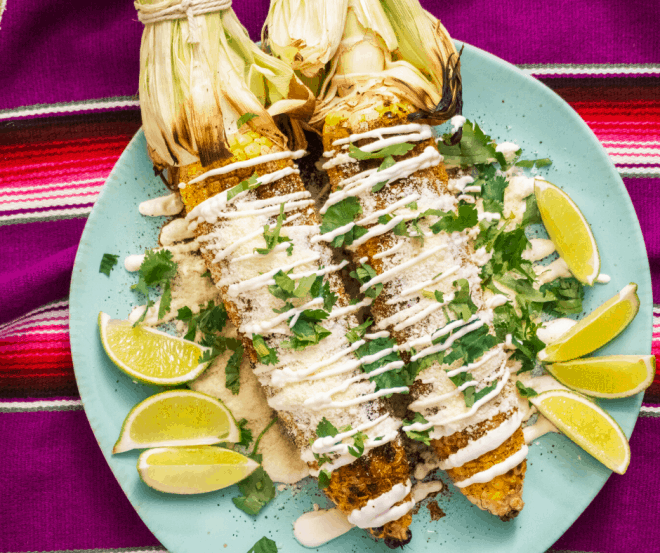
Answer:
[138,446,259,494]
[530,390,630,474]
[537,283,639,363]
[113,390,240,454]
[99,312,211,386]
[547,355,655,398]
[535,179,600,285]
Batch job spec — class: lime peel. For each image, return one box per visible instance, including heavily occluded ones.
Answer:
[99,312,212,386]
[113,390,240,454]
[531,389,630,474]
[535,178,600,285]
[138,446,259,494]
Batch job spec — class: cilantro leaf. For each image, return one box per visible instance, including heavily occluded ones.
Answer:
[436,120,498,167]
[441,325,500,367]
[130,250,178,325]
[470,382,498,407]
[403,413,431,445]
[515,158,552,169]
[254,203,292,256]
[237,112,258,129]
[282,312,332,351]
[233,466,275,515]
[319,197,365,247]
[355,337,411,393]
[516,380,538,398]
[522,193,542,226]
[350,263,383,299]
[99,253,119,277]
[346,319,373,343]
[539,277,585,316]
[422,290,445,303]
[252,334,279,365]
[481,171,508,215]
[316,417,339,438]
[247,536,278,553]
[201,269,212,281]
[227,173,259,201]
[348,142,415,160]
[225,345,244,395]
[448,279,478,321]
[236,418,254,449]
[318,469,331,489]
[348,430,367,458]
[430,203,478,234]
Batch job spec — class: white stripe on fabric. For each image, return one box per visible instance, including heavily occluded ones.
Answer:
[518,63,660,76]
[0,97,140,120]
[0,206,93,222]
[0,399,83,412]
[0,191,103,212]
[0,178,106,196]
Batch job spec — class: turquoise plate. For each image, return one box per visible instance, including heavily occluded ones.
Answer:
[70,41,652,553]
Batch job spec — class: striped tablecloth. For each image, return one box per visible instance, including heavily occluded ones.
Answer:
[1,1,659,552]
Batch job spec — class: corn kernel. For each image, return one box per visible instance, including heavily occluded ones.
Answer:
[237,134,252,147]
[326,111,347,126]
[247,131,260,140]
[233,150,247,162]
[245,143,262,158]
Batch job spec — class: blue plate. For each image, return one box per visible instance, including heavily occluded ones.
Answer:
[70,41,652,553]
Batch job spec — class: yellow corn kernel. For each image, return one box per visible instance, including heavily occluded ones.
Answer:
[245,142,262,158]
[326,111,347,126]
[247,131,260,140]
[237,134,253,147]
[233,150,247,162]
[261,137,273,148]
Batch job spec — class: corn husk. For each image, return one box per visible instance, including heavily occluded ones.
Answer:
[137,1,314,169]
[263,0,461,128]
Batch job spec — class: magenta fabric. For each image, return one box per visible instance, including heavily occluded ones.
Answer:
[1,1,659,553]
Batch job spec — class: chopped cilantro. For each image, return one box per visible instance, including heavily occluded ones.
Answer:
[430,203,478,234]
[403,413,431,445]
[316,417,339,438]
[246,536,278,553]
[448,279,478,321]
[176,300,228,341]
[516,380,538,398]
[236,418,254,449]
[282,311,332,351]
[539,277,585,316]
[224,345,243,395]
[200,269,213,281]
[227,173,259,201]
[348,430,368,458]
[233,419,278,515]
[252,334,279,365]
[254,203,292,256]
[436,120,497,167]
[319,197,368,247]
[515,158,552,169]
[237,112,258,129]
[350,263,383,299]
[522,193,542,226]
[348,142,415,160]
[131,250,178,324]
[318,469,331,489]
[99,253,119,277]
[346,319,373,343]
[469,382,498,407]
[480,165,508,214]
[422,290,445,303]
[355,336,412,393]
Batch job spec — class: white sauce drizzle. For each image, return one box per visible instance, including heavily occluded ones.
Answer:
[454,445,528,488]
[293,509,354,548]
[347,481,414,528]
[596,273,611,283]
[139,193,183,216]
[181,149,306,188]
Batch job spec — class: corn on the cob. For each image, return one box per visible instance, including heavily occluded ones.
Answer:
[178,128,417,545]
[264,0,528,520]
[136,2,416,545]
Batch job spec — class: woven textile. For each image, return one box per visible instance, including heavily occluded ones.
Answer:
[1,1,659,552]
